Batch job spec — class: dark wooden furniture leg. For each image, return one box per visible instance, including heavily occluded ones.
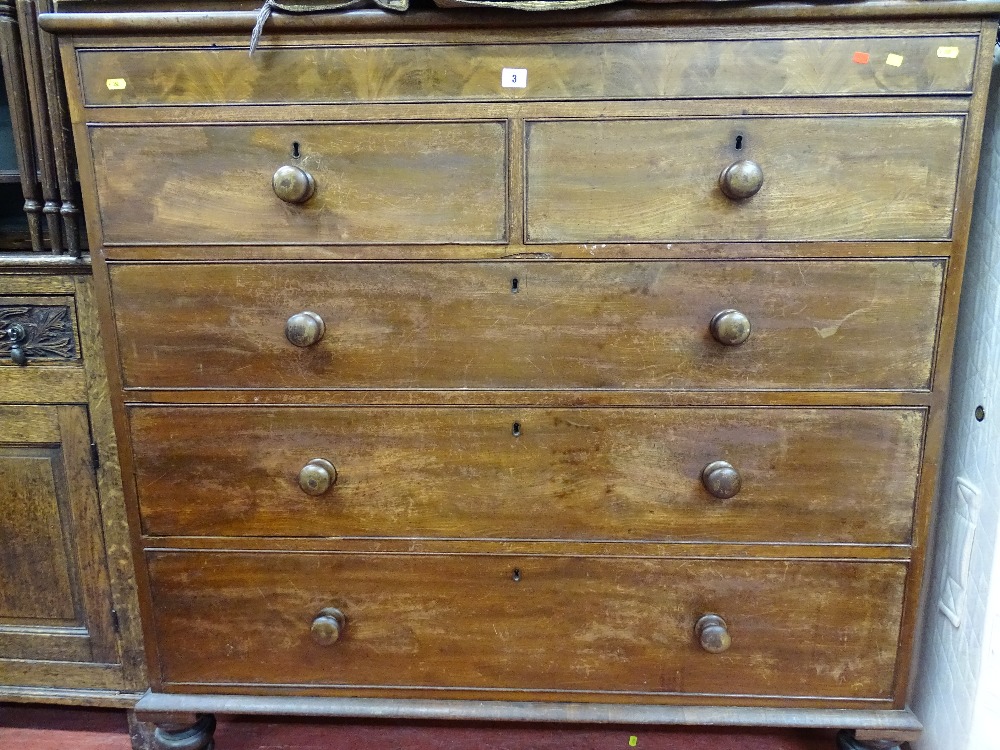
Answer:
[150,714,216,750]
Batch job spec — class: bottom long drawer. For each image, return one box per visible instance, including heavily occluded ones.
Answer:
[147,552,905,701]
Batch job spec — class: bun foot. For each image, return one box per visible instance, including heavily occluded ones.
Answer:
[836,729,902,750]
[152,714,216,750]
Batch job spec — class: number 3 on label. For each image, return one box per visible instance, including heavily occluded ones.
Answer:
[502,68,528,89]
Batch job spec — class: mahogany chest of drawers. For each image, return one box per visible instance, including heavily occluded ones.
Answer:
[43,1,1000,746]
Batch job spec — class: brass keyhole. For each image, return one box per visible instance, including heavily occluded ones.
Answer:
[512,422,522,437]
[291,141,301,159]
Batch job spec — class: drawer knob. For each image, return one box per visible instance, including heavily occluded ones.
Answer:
[299,458,337,496]
[310,607,346,646]
[701,460,742,499]
[695,613,731,654]
[6,323,27,366]
[273,164,316,204]
[710,309,751,346]
[285,311,325,348]
[719,160,764,200]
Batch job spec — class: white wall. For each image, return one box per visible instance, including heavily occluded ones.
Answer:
[912,49,1000,750]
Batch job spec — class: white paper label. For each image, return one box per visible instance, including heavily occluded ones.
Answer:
[105,78,127,90]
[501,68,527,89]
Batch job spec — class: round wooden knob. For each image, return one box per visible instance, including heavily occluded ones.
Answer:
[710,309,751,346]
[273,164,315,204]
[299,458,337,496]
[310,607,345,646]
[695,613,731,654]
[285,311,325,348]
[701,460,742,499]
[719,160,763,200]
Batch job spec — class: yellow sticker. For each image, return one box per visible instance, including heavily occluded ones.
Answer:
[937,46,960,59]
[886,53,904,67]
[629,738,638,747]
[105,78,127,90]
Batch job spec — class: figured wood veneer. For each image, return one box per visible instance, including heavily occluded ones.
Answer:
[148,551,907,701]
[109,260,944,391]
[130,405,924,545]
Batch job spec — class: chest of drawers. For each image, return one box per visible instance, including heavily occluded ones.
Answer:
[42,1,1000,747]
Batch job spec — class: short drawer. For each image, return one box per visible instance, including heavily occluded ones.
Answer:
[110,259,943,391]
[526,115,963,242]
[148,551,906,700]
[89,122,508,245]
[131,406,923,545]
[0,296,80,368]
[78,34,977,106]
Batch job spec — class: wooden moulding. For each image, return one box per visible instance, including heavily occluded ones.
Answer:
[0,686,143,708]
[134,691,922,733]
[35,1,1000,36]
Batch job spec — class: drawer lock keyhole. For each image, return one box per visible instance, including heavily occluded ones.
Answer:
[512,421,522,437]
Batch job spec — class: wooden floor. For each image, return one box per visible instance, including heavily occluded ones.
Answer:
[0,704,856,749]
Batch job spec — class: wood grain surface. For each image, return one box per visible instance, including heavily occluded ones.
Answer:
[526,115,963,242]
[0,448,77,621]
[109,259,944,391]
[130,405,924,545]
[76,34,977,107]
[0,404,119,669]
[89,122,508,245]
[147,551,906,700]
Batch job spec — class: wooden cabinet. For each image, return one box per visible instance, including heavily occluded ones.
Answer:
[0,269,144,709]
[0,0,143,712]
[42,1,1000,748]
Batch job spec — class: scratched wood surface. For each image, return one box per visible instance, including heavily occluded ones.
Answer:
[76,34,977,107]
[109,260,944,391]
[526,115,964,243]
[147,551,906,700]
[89,122,508,245]
[130,405,924,544]
[45,0,1000,727]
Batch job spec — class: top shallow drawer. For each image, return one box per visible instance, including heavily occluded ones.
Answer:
[77,35,978,107]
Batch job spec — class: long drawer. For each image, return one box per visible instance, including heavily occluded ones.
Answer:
[89,122,508,245]
[130,406,923,544]
[526,115,964,243]
[77,35,978,107]
[148,551,906,700]
[109,260,944,391]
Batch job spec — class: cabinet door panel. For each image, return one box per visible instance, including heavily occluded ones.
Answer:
[0,405,119,667]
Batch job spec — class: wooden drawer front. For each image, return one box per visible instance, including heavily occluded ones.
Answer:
[526,116,963,242]
[0,297,79,367]
[110,260,943,391]
[78,35,977,107]
[131,406,923,545]
[89,122,508,245]
[148,552,905,700]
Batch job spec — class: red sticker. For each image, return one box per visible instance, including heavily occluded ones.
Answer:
[853,51,871,64]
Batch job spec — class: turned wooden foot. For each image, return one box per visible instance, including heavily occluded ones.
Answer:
[151,714,216,750]
[836,729,902,750]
